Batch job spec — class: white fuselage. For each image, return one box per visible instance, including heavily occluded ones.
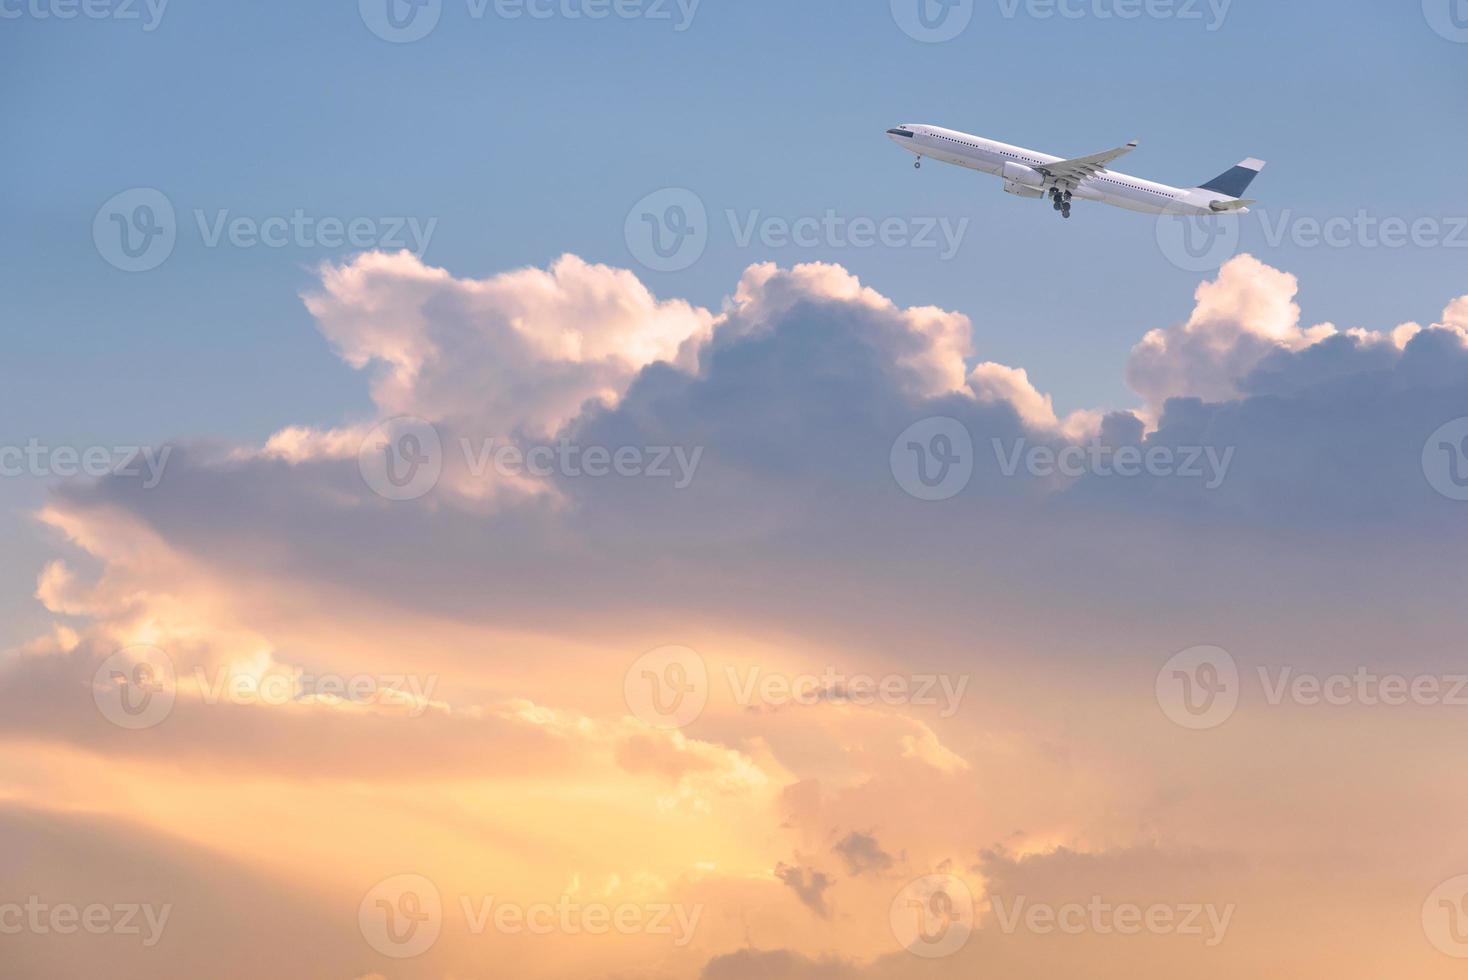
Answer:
[887,125,1240,216]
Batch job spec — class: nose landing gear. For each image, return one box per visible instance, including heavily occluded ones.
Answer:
[914,158,922,169]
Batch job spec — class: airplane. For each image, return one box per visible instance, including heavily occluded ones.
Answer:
[885,124,1264,220]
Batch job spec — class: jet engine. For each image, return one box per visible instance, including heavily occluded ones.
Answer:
[1003,180,1044,198]
[1000,160,1045,189]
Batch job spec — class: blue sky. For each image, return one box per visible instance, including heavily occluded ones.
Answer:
[2,0,1466,642]
[9,8,1468,976]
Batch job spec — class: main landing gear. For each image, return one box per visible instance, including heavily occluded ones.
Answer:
[1048,187,1072,219]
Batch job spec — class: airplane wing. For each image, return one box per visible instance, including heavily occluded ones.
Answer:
[1035,140,1139,189]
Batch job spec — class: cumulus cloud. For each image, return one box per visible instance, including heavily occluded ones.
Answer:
[22,250,1468,718]
[303,251,714,439]
[713,262,974,398]
[9,250,1468,980]
[24,250,1468,676]
[1126,254,1468,421]
[1126,255,1332,413]
[968,362,1101,439]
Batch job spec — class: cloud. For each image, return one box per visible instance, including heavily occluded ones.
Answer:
[0,805,358,980]
[10,250,1468,980]
[1126,254,1468,423]
[968,362,1100,439]
[23,251,1468,693]
[302,251,714,440]
[1126,255,1330,413]
[701,949,865,980]
[775,863,835,918]
[832,832,895,877]
[697,842,1438,980]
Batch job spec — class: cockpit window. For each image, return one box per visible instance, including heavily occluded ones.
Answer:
[887,128,916,138]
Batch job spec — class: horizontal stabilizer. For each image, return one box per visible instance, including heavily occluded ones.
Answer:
[1209,198,1256,212]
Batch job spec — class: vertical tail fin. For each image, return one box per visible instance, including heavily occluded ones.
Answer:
[1197,158,1266,198]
